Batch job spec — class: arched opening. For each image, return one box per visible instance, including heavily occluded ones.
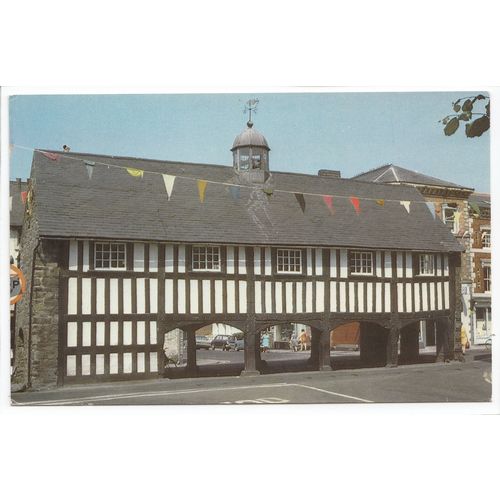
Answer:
[358,321,389,368]
[161,323,245,379]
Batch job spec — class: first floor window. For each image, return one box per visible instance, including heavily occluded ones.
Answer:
[350,251,373,275]
[95,242,126,269]
[481,229,491,248]
[483,265,491,292]
[277,249,302,274]
[192,246,220,271]
[442,204,459,234]
[418,254,435,275]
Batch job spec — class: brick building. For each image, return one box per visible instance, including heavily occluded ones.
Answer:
[12,121,463,389]
[468,192,491,344]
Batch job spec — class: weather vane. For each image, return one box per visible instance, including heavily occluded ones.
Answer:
[243,98,259,124]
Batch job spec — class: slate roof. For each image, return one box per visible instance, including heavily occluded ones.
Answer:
[469,192,490,208]
[29,150,462,253]
[10,179,29,228]
[351,164,473,191]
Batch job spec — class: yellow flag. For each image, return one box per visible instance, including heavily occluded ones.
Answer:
[197,180,208,203]
[127,167,144,178]
[376,199,385,206]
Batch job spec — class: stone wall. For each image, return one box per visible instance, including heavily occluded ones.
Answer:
[12,174,63,390]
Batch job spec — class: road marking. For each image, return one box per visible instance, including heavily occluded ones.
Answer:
[220,397,290,404]
[291,383,373,403]
[11,383,291,406]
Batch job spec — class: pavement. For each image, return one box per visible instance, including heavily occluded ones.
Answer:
[11,347,492,406]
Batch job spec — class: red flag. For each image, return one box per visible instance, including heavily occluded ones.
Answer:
[40,151,60,161]
[322,195,334,214]
[350,196,360,214]
[21,191,27,204]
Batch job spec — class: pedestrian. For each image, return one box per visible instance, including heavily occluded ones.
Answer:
[261,333,270,353]
[460,325,469,355]
[299,329,308,351]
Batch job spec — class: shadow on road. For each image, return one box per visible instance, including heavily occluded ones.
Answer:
[163,352,443,379]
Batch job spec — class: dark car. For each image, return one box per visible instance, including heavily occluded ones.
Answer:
[210,334,232,351]
[195,335,211,350]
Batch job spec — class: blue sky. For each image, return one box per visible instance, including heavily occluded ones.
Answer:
[9,91,490,192]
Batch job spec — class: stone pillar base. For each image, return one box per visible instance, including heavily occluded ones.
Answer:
[240,369,260,377]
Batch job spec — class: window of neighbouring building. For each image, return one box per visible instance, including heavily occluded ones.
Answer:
[442,203,459,234]
[192,246,221,271]
[349,251,373,275]
[481,229,491,248]
[277,248,302,274]
[483,264,491,292]
[476,307,491,334]
[418,253,435,275]
[94,242,126,270]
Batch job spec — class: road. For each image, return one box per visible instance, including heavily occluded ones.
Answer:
[11,348,491,406]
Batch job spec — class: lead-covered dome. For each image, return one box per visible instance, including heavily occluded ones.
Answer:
[231,121,270,151]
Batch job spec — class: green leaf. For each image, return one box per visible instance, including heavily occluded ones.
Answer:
[486,102,490,117]
[466,116,490,138]
[442,116,449,124]
[476,94,486,100]
[458,113,471,121]
[462,99,473,112]
[453,103,461,112]
[444,117,460,136]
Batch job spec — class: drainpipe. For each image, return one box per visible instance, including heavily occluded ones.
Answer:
[27,238,41,389]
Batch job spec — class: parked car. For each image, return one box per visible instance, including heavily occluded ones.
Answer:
[210,334,232,351]
[195,335,211,350]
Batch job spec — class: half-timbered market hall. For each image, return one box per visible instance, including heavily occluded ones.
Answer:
[12,117,464,389]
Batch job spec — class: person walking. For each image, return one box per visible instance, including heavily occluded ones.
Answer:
[460,325,469,355]
[261,333,270,353]
[299,329,308,351]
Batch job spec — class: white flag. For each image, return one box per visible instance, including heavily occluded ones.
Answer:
[162,174,176,199]
[400,200,411,213]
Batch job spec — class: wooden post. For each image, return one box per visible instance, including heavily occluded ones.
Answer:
[185,327,198,377]
[319,326,332,371]
[386,319,400,367]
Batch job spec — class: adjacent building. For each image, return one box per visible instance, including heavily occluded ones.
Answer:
[13,122,463,389]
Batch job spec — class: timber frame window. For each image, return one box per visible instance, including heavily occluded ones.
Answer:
[349,251,373,275]
[192,245,221,271]
[94,242,126,270]
[277,248,302,274]
[418,253,435,276]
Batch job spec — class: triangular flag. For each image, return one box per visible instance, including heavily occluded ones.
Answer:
[262,187,274,198]
[40,151,60,161]
[350,196,360,214]
[84,161,95,180]
[425,202,436,218]
[322,195,334,214]
[162,174,176,199]
[295,193,306,213]
[127,167,144,178]
[400,200,411,213]
[229,185,240,200]
[197,180,208,203]
[20,191,27,204]
[376,199,385,206]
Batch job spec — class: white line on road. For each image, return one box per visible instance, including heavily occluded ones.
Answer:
[291,384,373,403]
[12,383,291,406]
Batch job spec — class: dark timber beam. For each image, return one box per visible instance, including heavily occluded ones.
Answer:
[185,328,198,377]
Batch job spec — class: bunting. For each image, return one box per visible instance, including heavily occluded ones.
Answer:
[322,195,334,214]
[40,151,60,161]
[162,174,176,199]
[127,167,144,178]
[229,185,240,200]
[295,193,306,213]
[376,199,385,207]
[262,187,274,199]
[425,201,436,218]
[400,201,411,213]
[20,191,27,204]
[350,196,360,214]
[197,180,208,203]
[84,160,95,180]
